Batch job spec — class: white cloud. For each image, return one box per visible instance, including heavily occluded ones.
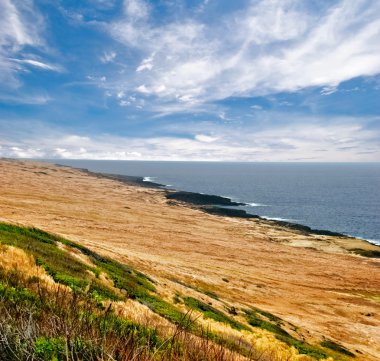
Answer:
[11,58,62,72]
[100,51,117,63]
[87,75,107,82]
[1,116,379,161]
[0,93,50,104]
[136,84,150,93]
[136,55,154,72]
[123,0,150,20]
[320,85,338,96]
[195,134,218,143]
[0,0,41,47]
[0,0,47,86]
[105,0,380,112]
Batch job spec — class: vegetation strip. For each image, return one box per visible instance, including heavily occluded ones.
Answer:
[0,222,355,360]
[0,223,254,358]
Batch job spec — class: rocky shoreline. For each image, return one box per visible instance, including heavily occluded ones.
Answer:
[52,163,380,257]
[75,167,359,238]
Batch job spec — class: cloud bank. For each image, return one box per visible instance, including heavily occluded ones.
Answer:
[1,115,379,161]
[0,1,379,162]
[107,0,380,110]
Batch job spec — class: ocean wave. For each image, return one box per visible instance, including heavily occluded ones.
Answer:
[347,234,380,246]
[366,239,380,246]
[262,216,299,222]
[246,202,268,207]
[143,176,156,182]
[143,176,173,188]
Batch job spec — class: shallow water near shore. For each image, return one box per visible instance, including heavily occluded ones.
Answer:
[49,160,380,245]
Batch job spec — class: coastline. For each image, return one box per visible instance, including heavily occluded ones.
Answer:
[62,163,380,253]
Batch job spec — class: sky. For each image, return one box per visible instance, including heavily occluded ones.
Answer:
[0,0,379,161]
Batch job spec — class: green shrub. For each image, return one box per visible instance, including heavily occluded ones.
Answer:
[34,336,66,361]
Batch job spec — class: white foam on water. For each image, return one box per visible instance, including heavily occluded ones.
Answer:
[262,216,299,222]
[143,176,156,182]
[347,235,380,246]
[366,239,380,246]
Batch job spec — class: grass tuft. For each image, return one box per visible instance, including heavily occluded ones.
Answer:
[184,297,249,331]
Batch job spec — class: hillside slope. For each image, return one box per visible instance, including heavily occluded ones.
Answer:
[0,222,355,360]
[0,159,379,360]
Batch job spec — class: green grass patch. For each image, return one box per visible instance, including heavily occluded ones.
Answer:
[0,223,121,301]
[0,270,163,361]
[321,340,355,357]
[0,281,38,306]
[141,294,196,329]
[184,297,249,331]
[244,309,289,337]
[349,248,380,258]
[34,336,66,360]
[277,335,328,359]
[1,222,321,359]
[251,307,283,323]
[0,223,190,328]
[244,309,328,359]
[0,222,156,300]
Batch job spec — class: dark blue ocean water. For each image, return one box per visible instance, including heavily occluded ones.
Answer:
[50,160,380,245]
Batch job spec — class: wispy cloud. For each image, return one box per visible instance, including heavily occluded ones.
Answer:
[10,58,63,72]
[1,115,379,161]
[0,1,379,162]
[104,0,380,113]
[0,0,55,87]
[0,93,51,105]
[100,51,117,63]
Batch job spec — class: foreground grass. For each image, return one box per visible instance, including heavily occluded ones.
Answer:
[0,222,355,360]
[0,267,240,361]
[0,223,247,360]
[0,223,190,328]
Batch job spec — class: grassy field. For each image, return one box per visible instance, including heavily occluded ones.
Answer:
[0,222,357,361]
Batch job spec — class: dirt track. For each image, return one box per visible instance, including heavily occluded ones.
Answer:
[1,159,379,360]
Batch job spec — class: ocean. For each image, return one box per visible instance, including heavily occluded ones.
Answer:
[49,160,380,245]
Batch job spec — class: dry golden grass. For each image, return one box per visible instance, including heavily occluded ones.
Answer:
[0,244,58,290]
[57,241,96,267]
[1,159,379,360]
[113,299,177,334]
[0,244,248,360]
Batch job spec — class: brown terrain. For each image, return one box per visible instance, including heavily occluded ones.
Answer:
[1,158,379,360]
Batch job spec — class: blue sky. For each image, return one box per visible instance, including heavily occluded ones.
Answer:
[0,0,379,161]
